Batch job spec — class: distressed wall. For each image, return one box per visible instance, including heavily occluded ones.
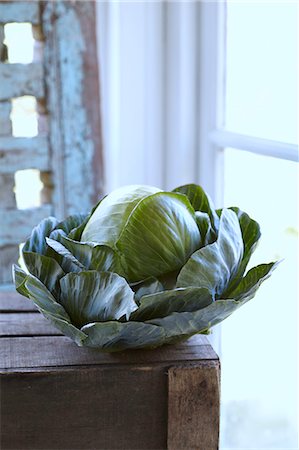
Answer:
[0,1,103,285]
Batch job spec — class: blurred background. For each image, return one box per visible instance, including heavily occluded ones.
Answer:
[0,1,298,448]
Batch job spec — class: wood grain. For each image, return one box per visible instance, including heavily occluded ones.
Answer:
[0,291,37,312]
[1,365,168,450]
[0,173,15,208]
[168,362,220,450]
[0,101,11,135]
[1,301,220,449]
[0,63,44,100]
[0,136,49,174]
[0,2,40,24]
[0,312,61,337]
[0,245,19,284]
[0,204,52,246]
[0,335,217,371]
[43,1,103,218]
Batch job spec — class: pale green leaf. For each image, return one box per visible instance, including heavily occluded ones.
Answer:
[116,192,200,282]
[81,185,161,245]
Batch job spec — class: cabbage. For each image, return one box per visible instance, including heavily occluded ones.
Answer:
[13,184,278,351]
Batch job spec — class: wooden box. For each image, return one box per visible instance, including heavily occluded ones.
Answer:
[0,292,220,450]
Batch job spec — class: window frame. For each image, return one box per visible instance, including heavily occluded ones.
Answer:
[198,1,298,176]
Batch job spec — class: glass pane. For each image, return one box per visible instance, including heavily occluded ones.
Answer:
[11,96,38,138]
[14,169,42,210]
[220,148,298,448]
[225,2,298,144]
[4,23,34,64]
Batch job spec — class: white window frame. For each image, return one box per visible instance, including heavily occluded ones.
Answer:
[198,1,298,193]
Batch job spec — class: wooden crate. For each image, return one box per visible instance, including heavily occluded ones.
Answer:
[0,292,220,450]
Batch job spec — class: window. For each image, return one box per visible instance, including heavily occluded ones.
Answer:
[198,2,298,448]
[97,4,297,446]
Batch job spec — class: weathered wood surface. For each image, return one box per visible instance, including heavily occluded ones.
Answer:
[0,136,49,173]
[0,173,15,207]
[0,290,36,312]
[168,363,220,450]
[0,291,220,449]
[0,0,104,288]
[0,1,40,24]
[1,335,217,371]
[0,101,11,135]
[2,365,169,450]
[0,312,61,336]
[0,204,52,245]
[0,244,18,284]
[43,0,103,218]
[0,63,44,100]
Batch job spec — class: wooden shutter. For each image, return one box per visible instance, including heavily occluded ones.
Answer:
[0,1,103,285]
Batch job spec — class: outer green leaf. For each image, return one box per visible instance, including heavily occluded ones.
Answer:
[148,299,242,343]
[173,183,219,231]
[49,229,67,241]
[23,217,59,254]
[224,207,261,294]
[81,321,165,350]
[24,274,70,321]
[227,262,279,303]
[54,213,88,235]
[45,238,84,273]
[133,278,164,302]
[116,192,201,282]
[40,309,87,346]
[59,271,137,327]
[57,235,121,273]
[131,287,213,321]
[12,264,29,298]
[23,252,65,298]
[177,208,243,297]
[195,211,217,245]
[81,185,161,245]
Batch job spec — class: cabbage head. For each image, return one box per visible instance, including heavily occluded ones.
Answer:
[13,184,278,351]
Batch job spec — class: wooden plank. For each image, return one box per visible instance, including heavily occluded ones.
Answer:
[1,365,168,449]
[0,173,15,207]
[0,63,44,100]
[0,244,18,284]
[0,291,36,312]
[0,2,40,24]
[0,335,217,370]
[0,312,61,336]
[43,1,103,218]
[0,101,11,135]
[0,136,49,173]
[0,24,7,62]
[168,362,220,450]
[0,204,52,245]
